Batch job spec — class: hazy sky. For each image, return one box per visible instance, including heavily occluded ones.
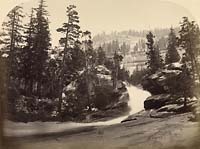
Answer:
[0,0,198,46]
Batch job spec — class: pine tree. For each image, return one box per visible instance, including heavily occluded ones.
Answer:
[82,31,96,110]
[165,28,180,64]
[45,46,62,98]
[57,5,81,115]
[0,6,24,81]
[21,8,36,95]
[113,51,123,90]
[155,44,164,68]
[33,0,51,96]
[112,40,120,55]
[0,6,25,115]
[177,53,193,108]
[96,46,106,65]
[120,42,129,56]
[57,5,81,49]
[146,32,163,74]
[178,17,200,82]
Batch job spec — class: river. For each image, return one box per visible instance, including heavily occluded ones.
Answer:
[4,85,151,137]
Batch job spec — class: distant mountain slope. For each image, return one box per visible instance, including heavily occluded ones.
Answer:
[93,28,179,74]
[93,28,179,48]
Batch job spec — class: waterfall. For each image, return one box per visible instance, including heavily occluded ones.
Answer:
[126,85,151,115]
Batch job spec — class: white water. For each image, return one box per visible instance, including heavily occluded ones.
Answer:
[127,85,151,115]
[4,85,151,136]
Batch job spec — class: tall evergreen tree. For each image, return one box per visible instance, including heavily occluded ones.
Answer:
[146,32,163,74]
[57,5,81,49]
[33,0,51,96]
[120,42,129,56]
[45,47,62,98]
[0,6,24,81]
[0,6,24,115]
[165,28,180,64]
[155,44,164,68]
[178,17,200,81]
[57,5,81,115]
[179,54,193,108]
[96,46,106,65]
[21,8,36,95]
[113,51,123,90]
[82,31,96,110]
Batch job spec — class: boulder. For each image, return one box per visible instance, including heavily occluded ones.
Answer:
[150,110,176,118]
[144,94,173,110]
[142,72,165,95]
[144,94,197,110]
[96,65,112,86]
[95,65,111,75]
[142,62,183,95]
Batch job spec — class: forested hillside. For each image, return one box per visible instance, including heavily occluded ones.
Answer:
[0,1,130,122]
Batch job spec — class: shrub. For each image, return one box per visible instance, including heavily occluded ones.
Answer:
[94,85,115,110]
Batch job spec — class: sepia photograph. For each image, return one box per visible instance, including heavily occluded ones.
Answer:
[0,0,200,148]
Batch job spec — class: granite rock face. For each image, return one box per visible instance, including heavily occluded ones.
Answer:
[144,94,173,110]
[139,62,199,119]
[142,62,183,95]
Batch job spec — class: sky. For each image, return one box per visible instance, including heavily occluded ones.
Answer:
[0,0,199,46]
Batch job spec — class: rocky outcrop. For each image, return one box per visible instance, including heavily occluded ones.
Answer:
[122,96,198,122]
[142,94,198,119]
[144,94,174,110]
[143,94,196,110]
[140,62,198,119]
[61,65,129,122]
[142,62,183,95]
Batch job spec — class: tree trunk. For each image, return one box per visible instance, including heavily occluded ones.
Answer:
[58,78,63,118]
[28,79,33,96]
[36,80,42,98]
[184,96,187,109]
[0,60,7,149]
[58,27,69,120]
[113,65,119,90]
[24,79,29,95]
[0,99,5,149]
[193,58,200,83]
